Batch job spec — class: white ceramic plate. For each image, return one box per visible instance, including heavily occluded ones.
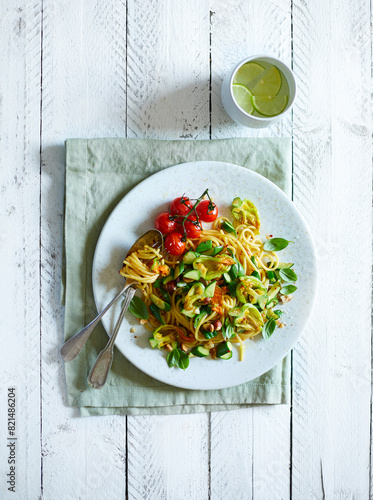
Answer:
[92,161,317,390]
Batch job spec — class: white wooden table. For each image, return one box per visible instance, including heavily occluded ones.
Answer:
[1,1,372,499]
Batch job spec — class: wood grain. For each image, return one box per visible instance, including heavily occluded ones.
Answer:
[40,1,127,498]
[0,0,372,497]
[125,1,211,499]
[292,0,372,497]
[210,1,292,498]
[210,0,292,141]
[126,0,210,139]
[0,3,42,499]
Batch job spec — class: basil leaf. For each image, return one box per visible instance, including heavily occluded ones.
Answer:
[279,268,298,282]
[262,318,276,340]
[153,278,162,288]
[273,309,284,317]
[211,245,224,256]
[222,323,235,340]
[280,285,297,295]
[128,296,149,320]
[263,238,292,252]
[229,264,238,280]
[200,305,213,315]
[167,349,180,368]
[149,303,164,325]
[177,349,190,370]
[159,287,171,304]
[196,240,213,253]
[227,281,238,298]
[236,261,245,277]
[221,220,237,237]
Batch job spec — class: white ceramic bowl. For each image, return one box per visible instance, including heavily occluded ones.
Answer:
[221,55,297,128]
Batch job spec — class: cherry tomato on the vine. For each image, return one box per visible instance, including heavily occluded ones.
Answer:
[170,196,193,217]
[154,212,177,235]
[183,219,202,239]
[196,199,218,222]
[164,232,186,256]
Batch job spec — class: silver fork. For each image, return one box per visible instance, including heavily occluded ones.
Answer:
[87,285,137,389]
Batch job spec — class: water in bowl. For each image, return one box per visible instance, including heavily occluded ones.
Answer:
[232,59,290,117]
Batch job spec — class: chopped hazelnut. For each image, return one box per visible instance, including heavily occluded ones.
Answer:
[205,340,214,350]
[212,320,222,331]
[279,294,292,304]
[203,323,215,332]
[164,343,173,351]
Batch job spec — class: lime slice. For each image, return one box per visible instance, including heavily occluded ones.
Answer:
[251,65,282,97]
[252,95,288,117]
[233,62,265,87]
[232,84,254,114]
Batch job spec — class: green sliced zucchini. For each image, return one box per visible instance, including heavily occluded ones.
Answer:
[266,270,276,283]
[181,307,200,318]
[183,269,201,281]
[191,345,210,357]
[150,293,171,311]
[174,262,185,279]
[182,251,200,264]
[267,282,281,301]
[216,341,233,359]
[203,329,219,340]
[162,274,174,285]
[257,294,268,309]
[193,312,208,329]
[275,262,294,269]
[203,282,216,298]
[205,245,224,256]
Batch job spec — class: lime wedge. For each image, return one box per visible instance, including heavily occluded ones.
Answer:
[251,65,282,97]
[252,95,288,117]
[232,84,254,114]
[233,62,265,87]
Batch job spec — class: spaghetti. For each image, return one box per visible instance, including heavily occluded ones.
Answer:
[120,195,297,368]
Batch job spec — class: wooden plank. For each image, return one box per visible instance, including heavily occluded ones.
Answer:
[291,0,372,497]
[0,2,42,499]
[211,0,292,140]
[210,1,292,498]
[126,1,210,498]
[126,0,210,140]
[40,1,127,498]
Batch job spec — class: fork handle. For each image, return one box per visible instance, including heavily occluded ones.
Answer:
[87,287,136,389]
[60,282,130,362]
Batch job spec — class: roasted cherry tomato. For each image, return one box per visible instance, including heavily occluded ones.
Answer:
[164,232,186,256]
[196,199,218,222]
[170,196,193,217]
[183,219,202,239]
[155,212,177,235]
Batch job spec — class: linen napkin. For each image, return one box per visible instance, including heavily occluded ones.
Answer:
[63,137,291,416]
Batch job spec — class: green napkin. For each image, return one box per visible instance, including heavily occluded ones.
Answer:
[63,138,291,416]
